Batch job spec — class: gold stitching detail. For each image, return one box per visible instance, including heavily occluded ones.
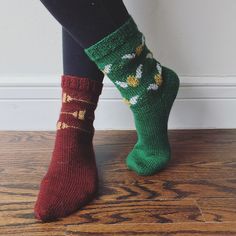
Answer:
[135,44,144,56]
[61,110,87,120]
[78,110,86,120]
[127,76,140,87]
[154,74,163,86]
[56,121,91,133]
[63,93,73,103]
[62,93,96,105]
[57,121,68,130]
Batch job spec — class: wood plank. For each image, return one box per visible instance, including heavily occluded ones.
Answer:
[99,152,236,182]
[1,222,236,236]
[0,183,37,203]
[0,132,55,152]
[0,201,37,227]
[66,222,236,236]
[99,178,236,201]
[0,130,236,235]
[65,199,204,225]
[1,178,236,205]
[197,198,236,222]
[0,201,65,235]
[0,199,203,227]
[1,130,236,152]
[1,150,236,184]
[0,224,66,236]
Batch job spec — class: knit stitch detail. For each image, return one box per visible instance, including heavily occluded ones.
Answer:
[84,17,180,177]
[85,16,141,61]
[61,75,103,96]
[85,17,163,109]
[34,76,101,221]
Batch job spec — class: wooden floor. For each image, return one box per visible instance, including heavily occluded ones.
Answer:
[1,130,236,236]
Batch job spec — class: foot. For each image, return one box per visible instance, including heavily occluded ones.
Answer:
[34,76,103,221]
[85,17,179,176]
[126,67,179,176]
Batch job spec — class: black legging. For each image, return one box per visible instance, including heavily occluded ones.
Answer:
[62,29,104,80]
[40,0,130,47]
[41,0,129,80]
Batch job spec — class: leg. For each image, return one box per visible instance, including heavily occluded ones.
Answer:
[39,0,180,175]
[34,28,104,222]
[35,75,103,222]
[40,0,129,47]
[62,28,103,80]
[85,18,180,176]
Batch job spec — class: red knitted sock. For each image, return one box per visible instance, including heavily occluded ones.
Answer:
[34,75,103,222]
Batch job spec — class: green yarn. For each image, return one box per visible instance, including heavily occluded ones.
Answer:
[85,17,179,176]
[126,66,179,175]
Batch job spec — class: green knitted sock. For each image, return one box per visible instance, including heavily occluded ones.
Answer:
[85,17,180,176]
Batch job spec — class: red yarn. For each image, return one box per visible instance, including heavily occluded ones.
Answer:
[34,75,103,222]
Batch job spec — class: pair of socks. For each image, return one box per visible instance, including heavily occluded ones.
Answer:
[35,17,179,222]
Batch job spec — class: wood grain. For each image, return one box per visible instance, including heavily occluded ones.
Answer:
[66,223,236,236]
[0,130,236,235]
[197,197,236,222]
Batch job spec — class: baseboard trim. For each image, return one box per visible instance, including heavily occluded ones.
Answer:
[0,75,236,130]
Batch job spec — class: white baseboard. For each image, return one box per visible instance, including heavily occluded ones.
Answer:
[0,75,236,130]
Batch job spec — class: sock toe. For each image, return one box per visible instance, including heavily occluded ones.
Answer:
[126,150,170,176]
[34,203,57,222]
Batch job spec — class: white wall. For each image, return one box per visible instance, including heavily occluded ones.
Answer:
[126,0,236,76]
[0,0,236,130]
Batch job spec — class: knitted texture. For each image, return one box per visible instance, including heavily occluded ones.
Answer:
[85,17,179,176]
[34,75,103,221]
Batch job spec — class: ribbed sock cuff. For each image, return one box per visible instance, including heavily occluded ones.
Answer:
[61,75,103,96]
[85,16,142,62]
